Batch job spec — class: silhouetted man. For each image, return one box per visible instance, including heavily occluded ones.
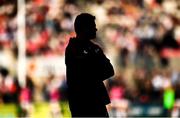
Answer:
[65,13,114,117]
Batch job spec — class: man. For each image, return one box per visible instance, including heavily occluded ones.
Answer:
[65,13,114,117]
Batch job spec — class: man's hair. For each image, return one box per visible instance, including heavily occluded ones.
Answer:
[74,13,95,35]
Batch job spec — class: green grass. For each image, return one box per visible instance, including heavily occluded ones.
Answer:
[0,101,71,118]
[0,104,17,118]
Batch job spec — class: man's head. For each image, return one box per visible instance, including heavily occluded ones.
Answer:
[74,13,97,40]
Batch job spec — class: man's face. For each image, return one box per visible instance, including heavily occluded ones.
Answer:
[83,20,97,40]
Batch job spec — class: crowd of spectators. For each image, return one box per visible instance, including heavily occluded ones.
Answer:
[0,0,180,117]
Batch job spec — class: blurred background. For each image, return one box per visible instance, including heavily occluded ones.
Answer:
[0,0,180,117]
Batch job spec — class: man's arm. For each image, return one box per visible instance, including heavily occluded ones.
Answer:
[92,45,114,80]
[66,43,114,81]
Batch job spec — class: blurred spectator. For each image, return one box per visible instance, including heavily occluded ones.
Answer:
[0,67,20,103]
[19,75,34,117]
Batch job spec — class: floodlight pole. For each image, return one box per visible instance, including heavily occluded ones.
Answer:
[17,0,26,87]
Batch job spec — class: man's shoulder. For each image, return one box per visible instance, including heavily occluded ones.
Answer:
[90,41,104,53]
[66,38,78,50]
[90,41,101,48]
[67,37,76,46]
[65,38,85,57]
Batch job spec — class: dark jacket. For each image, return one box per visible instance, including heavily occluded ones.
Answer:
[65,38,114,117]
